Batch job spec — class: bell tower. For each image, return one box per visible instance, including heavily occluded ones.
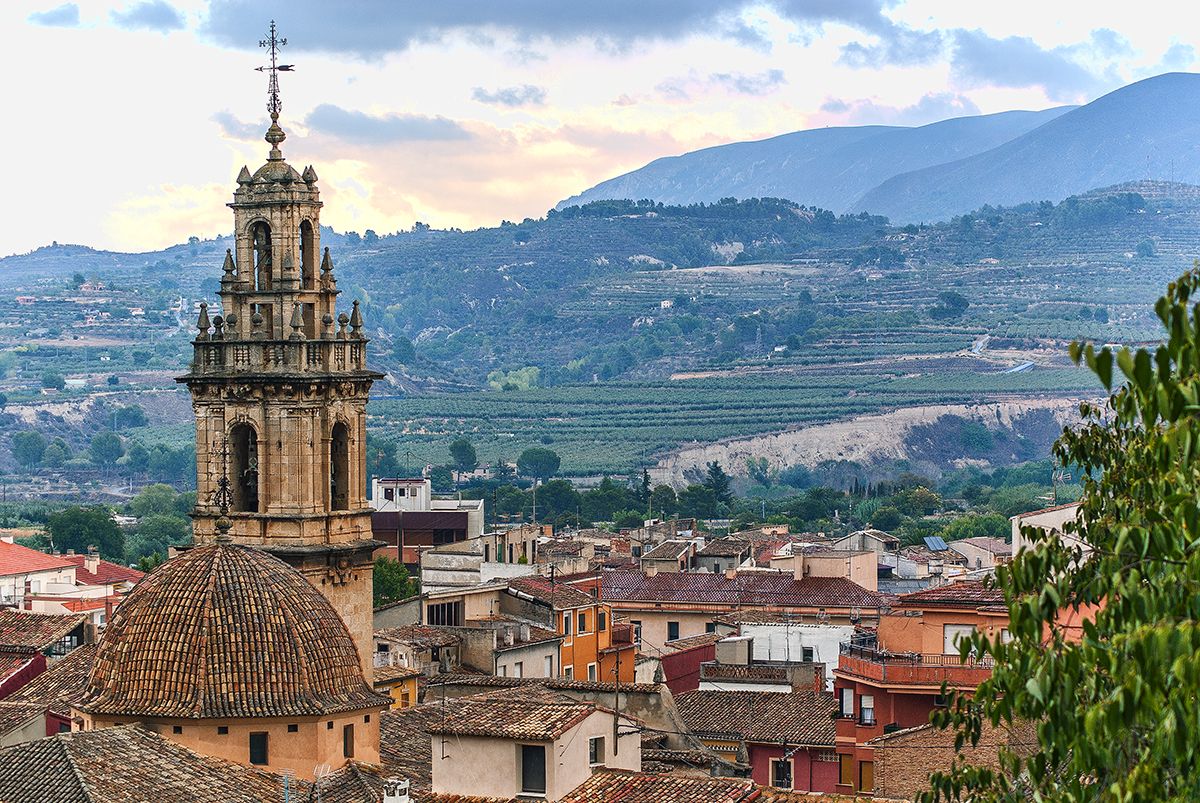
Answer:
[178,22,381,672]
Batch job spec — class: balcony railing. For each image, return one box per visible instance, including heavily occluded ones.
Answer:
[189,337,367,376]
[839,642,994,668]
[837,642,994,687]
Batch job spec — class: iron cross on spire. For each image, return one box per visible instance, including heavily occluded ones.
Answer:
[256,20,294,121]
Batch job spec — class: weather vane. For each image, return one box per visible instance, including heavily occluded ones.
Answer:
[256,20,294,121]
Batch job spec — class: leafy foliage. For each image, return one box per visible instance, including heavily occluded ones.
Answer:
[923,268,1200,801]
[47,506,124,560]
[373,556,419,608]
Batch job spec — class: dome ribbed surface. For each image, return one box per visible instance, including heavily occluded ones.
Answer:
[77,542,383,719]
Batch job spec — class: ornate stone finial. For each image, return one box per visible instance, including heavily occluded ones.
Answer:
[196,302,211,341]
[251,310,265,339]
[221,249,236,284]
[302,165,318,185]
[336,312,349,339]
[236,166,252,185]
[320,248,337,288]
[322,312,335,340]
[212,315,225,339]
[257,20,293,160]
[225,313,238,339]
[289,302,306,341]
[349,300,364,339]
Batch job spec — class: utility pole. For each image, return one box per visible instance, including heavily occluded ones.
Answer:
[612,647,621,756]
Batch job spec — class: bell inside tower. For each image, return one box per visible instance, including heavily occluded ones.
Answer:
[230,423,260,513]
[251,221,272,291]
[330,422,350,511]
[300,219,316,290]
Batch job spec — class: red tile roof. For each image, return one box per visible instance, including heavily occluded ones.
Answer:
[675,690,836,746]
[6,643,96,717]
[77,542,387,719]
[59,555,144,587]
[559,769,758,803]
[0,725,295,801]
[426,697,609,740]
[58,595,122,613]
[375,625,462,649]
[0,609,85,651]
[894,579,1005,608]
[507,575,596,609]
[601,570,883,609]
[0,541,74,578]
[0,646,40,683]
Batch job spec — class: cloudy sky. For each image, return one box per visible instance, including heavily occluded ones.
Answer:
[4,0,1193,255]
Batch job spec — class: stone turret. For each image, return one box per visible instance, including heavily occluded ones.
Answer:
[177,115,382,673]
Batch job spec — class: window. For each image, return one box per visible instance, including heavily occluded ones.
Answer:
[428,601,463,626]
[330,422,350,511]
[544,655,553,676]
[343,724,355,758]
[513,661,523,678]
[860,694,875,726]
[563,666,573,680]
[578,612,588,633]
[300,219,316,289]
[802,646,815,662]
[499,664,507,677]
[839,755,854,787]
[839,688,854,718]
[230,423,259,512]
[172,726,182,734]
[217,726,229,735]
[251,220,272,291]
[563,612,572,635]
[249,732,268,765]
[859,760,874,792]
[1000,628,1013,644]
[587,663,597,681]
[705,621,717,633]
[483,544,490,563]
[631,620,642,644]
[589,736,605,766]
[598,611,607,631]
[384,488,394,501]
[772,758,793,788]
[667,621,680,642]
[521,745,547,794]
[287,724,298,733]
[943,624,977,655]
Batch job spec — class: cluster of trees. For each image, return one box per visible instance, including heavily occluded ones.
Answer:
[28,484,196,569]
[8,423,193,488]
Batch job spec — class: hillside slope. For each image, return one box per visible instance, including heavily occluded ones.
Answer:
[852,72,1200,222]
[558,107,1071,212]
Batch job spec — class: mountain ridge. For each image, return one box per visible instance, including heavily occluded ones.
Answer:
[561,72,1200,223]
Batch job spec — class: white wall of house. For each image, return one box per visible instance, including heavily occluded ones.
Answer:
[431,710,639,801]
[739,622,855,689]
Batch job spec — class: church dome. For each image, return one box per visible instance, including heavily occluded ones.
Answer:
[77,542,384,719]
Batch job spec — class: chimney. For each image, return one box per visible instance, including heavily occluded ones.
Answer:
[644,565,658,578]
[724,568,737,580]
[503,626,515,647]
[519,623,530,642]
[85,546,100,574]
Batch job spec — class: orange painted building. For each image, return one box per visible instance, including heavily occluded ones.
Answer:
[833,581,1008,796]
[508,577,636,683]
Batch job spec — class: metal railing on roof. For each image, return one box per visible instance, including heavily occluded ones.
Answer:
[839,641,994,669]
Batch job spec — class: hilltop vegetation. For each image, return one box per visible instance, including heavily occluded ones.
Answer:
[1,179,1197,482]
